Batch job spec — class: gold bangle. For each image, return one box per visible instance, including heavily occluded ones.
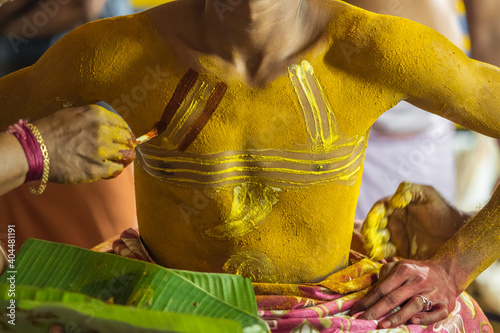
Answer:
[26,123,50,195]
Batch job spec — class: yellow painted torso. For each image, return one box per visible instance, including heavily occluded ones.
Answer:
[1,0,498,287]
[134,63,369,283]
[97,8,401,283]
[0,2,428,283]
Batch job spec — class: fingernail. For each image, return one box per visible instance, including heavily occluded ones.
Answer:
[413,318,420,325]
[379,321,390,329]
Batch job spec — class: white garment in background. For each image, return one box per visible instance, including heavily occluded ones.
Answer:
[355,101,456,220]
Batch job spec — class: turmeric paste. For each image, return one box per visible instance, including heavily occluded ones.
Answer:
[0,0,499,285]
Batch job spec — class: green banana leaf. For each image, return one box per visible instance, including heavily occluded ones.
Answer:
[0,239,269,333]
[0,284,244,333]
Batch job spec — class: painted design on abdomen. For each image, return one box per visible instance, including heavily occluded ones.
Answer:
[205,182,281,239]
[223,250,279,283]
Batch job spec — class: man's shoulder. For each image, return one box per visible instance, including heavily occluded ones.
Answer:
[45,10,169,73]
[325,1,398,43]
[323,1,430,68]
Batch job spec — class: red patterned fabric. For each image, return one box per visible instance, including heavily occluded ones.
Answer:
[93,228,493,333]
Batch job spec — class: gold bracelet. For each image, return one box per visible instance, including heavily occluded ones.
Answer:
[26,123,50,195]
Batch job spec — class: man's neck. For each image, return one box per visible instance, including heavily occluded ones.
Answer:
[202,0,317,78]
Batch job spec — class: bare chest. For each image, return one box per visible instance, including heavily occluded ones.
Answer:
[130,59,390,189]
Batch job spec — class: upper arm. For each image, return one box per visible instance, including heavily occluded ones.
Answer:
[0,21,105,129]
[369,14,500,138]
[0,14,150,130]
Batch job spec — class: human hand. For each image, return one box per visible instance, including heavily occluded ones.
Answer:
[351,259,459,328]
[362,182,469,261]
[34,105,136,184]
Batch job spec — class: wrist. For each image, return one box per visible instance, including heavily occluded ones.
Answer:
[430,252,467,296]
[7,120,50,195]
[0,132,29,178]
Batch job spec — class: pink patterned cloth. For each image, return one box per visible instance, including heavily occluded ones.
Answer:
[93,228,493,333]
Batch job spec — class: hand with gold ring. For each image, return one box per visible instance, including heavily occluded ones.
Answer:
[361,182,470,261]
[351,259,458,328]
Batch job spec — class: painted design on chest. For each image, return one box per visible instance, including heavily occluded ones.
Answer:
[289,60,340,153]
[137,62,365,188]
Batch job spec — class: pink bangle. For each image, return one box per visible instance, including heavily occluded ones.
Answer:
[7,120,44,182]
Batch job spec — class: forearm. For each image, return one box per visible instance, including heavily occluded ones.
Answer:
[0,132,28,196]
[432,186,500,294]
[439,0,500,271]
